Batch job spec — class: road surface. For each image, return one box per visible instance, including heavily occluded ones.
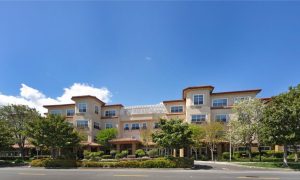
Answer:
[0,162,299,180]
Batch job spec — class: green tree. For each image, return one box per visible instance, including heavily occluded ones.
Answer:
[189,124,205,159]
[0,120,14,150]
[202,122,224,161]
[96,128,118,149]
[152,118,193,156]
[231,98,265,160]
[262,85,300,166]
[27,115,81,158]
[0,105,40,159]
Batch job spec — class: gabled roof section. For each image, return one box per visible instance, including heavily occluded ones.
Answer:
[103,104,124,107]
[163,99,185,104]
[43,103,75,108]
[71,95,105,105]
[212,89,262,95]
[182,85,215,99]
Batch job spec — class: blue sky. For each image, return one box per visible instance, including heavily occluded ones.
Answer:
[0,1,300,109]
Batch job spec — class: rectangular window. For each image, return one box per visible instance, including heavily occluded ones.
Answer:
[170,106,183,113]
[154,122,159,129]
[124,124,129,130]
[77,120,88,128]
[105,110,116,117]
[215,114,228,123]
[78,103,87,113]
[94,122,100,130]
[66,109,75,116]
[131,123,140,130]
[193,94,204,105]
[212,99,228,107]
[260,146,271,151]
[105,123,113,129]
[95,106,99,114]
[50,110,62,115]
[142,123,147,129]
[234,96,250,104]
[191,114,206,123]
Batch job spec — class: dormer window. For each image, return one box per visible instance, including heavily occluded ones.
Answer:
[105,110,116,117]
[212,98,228,107]
[78,103,87,113]
[193,94,204,105]
[170,106,183,113]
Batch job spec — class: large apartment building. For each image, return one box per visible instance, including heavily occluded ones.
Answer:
[44,85,263,156]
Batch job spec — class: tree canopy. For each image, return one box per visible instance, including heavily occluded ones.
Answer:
[96,128,118,149]
[152,118,193,151]
[27,115,81,158]
[262,84,300,166]
[0,105,40,159]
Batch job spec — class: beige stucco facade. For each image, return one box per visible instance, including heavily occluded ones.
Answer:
[43,85,263,154]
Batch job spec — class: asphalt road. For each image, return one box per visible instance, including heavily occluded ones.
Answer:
[0,162,299,180]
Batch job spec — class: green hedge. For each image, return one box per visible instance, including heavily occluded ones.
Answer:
[31,157,193,168]
[81,159,176,168]
[31,158,77,168]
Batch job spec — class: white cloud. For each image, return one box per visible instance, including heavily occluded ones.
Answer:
[0,83,112,115]
[145,56,152,61]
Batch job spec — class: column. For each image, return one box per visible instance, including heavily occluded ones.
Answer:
[173,149,177,157]
[180,148,184,157]
[132,143,136,155]
[116,144,120,153]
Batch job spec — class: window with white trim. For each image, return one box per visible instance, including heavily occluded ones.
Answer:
[124,124,129,130]
[193,94,204,105]
[66,109,75,116]
[131,123,140,130]
[77,120,88,128]
[50,110,62,115]
[105,123,113,129]
[170,106,183,113]
[105,110,116,117]
[191,114,206,122]
[78,103,87,113]
[215,114,228,123]
[212,99,228,107]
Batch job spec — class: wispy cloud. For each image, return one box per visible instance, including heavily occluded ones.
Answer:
[0,83,112,114]
[145,56,152,61]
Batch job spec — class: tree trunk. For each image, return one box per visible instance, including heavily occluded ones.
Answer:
[258,145,262,162]
[247,144,252,160]
[293,145,298,162]
[283,143,288,167]
[20,146,25,160]
[210,145,214,161]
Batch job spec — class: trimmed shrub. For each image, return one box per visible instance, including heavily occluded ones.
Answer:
[115,153,124,159]
[31,158,77,168]
[147,149,158,158]
[83,151,104,161]
[110,150,117,157]
[101,155,112,159]
[165,157,194,168]
[135,149,146,157]
[266,150,284,158]
[222,152,231,160]
[140,159,176,168]
[121,150,128,157]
